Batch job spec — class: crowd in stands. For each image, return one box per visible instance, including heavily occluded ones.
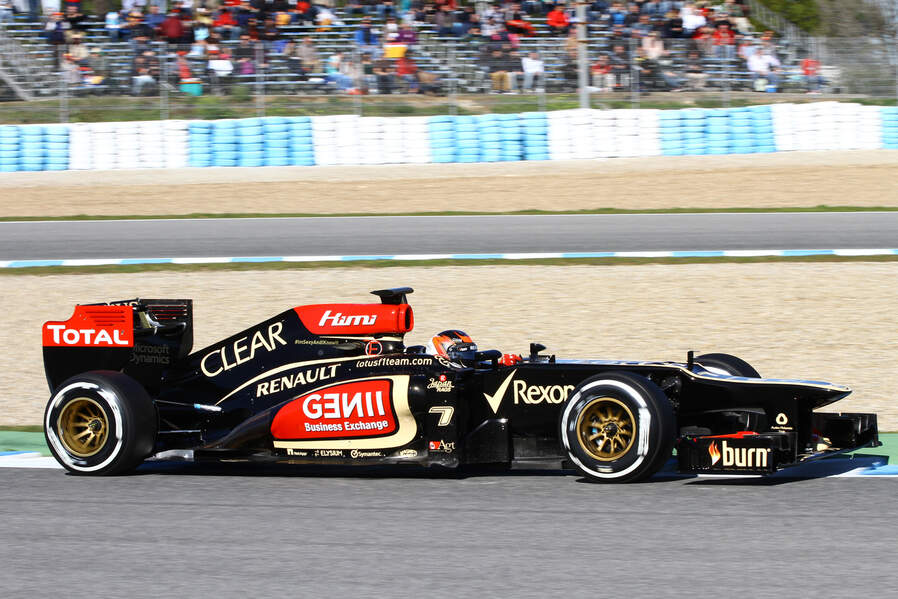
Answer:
[5,0,825,96]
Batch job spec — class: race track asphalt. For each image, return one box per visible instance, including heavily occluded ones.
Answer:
[1,212,897,260]
[3,465,897,598]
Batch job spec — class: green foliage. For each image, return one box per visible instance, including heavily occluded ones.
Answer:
[756,0,821,32]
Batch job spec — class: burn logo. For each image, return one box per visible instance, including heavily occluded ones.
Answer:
[708,441,770,469]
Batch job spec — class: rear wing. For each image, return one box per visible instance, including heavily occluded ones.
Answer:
[42,299,193,392]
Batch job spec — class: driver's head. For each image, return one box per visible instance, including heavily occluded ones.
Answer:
[426,330,477,361]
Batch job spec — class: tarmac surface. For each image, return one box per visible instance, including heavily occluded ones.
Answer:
[2,465,897,598]
[2,212,897,260]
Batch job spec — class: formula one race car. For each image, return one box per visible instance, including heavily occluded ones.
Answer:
[42,288,880,482]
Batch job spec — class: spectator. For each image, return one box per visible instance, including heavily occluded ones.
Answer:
[546,4,570,34]
[397,50,420,92]
[207,48,234,93]
[712,21,735,58]
[354,17,380,55]
[684,49,708,90]
[67,34,89,64]
[61,54,83,86]
[642,30,666,60]
[680,2,705,34]
[297,37,321,72]
[591,53,612,91]
[105,9,124,40]
[383,17,400,41]
[485,48,510,93]
[359,53,376,93]
[213,9,240,40]
[87,47,110,84]
[175,50,193,79]
[131,52,158,95]
[435,4,456,36]
[234,34,256,74]
[607,1,627,26]
[520,51,544,91]
[661,9,684,38]
[64,5,88,39]
[373,56,396,94]
[146,5,166,30]
[691,24,714,56]
[325,51,354,91]
[631,13,654,38]
[747,44,780,91]
[801,55,823,94]
[259,16,282,50]
[161,10,186,43]
[0,0,13,24]
[45,13,67,62]
[609,43,629,90]
[395,23,418,44]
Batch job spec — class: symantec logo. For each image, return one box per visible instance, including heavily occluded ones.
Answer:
[42,305,134,348]
[271,379,398,440]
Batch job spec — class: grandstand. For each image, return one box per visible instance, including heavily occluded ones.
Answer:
[0,0,827,103]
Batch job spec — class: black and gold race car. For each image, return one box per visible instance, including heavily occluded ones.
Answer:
[42,287,879,482]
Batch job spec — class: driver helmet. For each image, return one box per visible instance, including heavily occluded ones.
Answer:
[426,330,477,361]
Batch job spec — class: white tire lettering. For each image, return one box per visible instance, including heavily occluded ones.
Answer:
[561,379,652,479]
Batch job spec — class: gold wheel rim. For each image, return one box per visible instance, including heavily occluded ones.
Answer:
[57,397,109,458]
[576,397,636,461]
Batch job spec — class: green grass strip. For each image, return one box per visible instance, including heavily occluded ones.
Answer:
[2,205,897,222]
[2,254,897,276]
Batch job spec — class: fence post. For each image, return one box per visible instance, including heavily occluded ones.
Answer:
[160,42,169,121]
[576,1,589,109]
[353,48,362,116]
[255,42,265,117]
[448,40,457,115]
[724,51,731,108]
[630,36,639,109]
[58,46,68,123]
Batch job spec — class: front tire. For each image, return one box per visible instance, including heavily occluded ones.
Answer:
[44,371,157,475]
[561,372,675,483]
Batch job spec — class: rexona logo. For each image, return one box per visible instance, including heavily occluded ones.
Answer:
[513,381,574,405]
[201,322,287,378]
[318,310,377,328]
[708,441,771,469]
[43,305,134,348]
[271,379,397,440]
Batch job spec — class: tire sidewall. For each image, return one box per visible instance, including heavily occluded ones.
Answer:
[561,373,673,482]
[44,372,154,475]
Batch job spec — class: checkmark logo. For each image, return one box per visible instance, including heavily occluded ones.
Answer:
[483,370,516,414]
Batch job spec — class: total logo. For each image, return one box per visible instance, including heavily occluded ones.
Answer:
[45,325,130,347]
[318,310,377,328]
[483,371,574,413]
[708,440,771,469]
[429,440,455,453]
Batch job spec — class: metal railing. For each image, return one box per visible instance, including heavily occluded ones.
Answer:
[2,35,897,123]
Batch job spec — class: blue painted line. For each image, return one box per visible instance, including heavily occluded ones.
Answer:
[1,249,896,269]
[339,255,395,261]
[671,250,726,258]
[0,451,32,456]
[7,260,65,268]
[782,249,835,257]
[858,465,898,475]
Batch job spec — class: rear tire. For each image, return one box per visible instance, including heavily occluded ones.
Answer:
[560,372,675,483]
[696,353,760,378]
[44,371,157,475]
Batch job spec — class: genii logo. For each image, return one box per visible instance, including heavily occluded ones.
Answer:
[43,305,134,348]
[271,379,397,441]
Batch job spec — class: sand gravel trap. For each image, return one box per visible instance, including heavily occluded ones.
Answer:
[2,150,897,217]
[4,263,896,428]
